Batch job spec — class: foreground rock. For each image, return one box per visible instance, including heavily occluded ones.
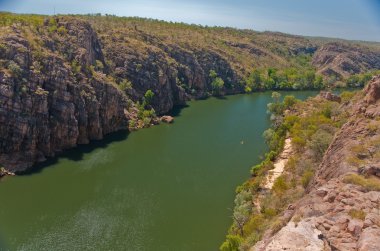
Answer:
[253,76,380,251]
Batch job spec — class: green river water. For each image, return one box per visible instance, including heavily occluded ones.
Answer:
[0,91,317,251]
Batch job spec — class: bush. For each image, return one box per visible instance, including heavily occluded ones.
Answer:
[242,214,266,238]
[272,175,288,196]
[263,208,277,218]
[209,70,224,94]
[95,60,104,71]
[348,209,366,220]
[57,25,67,35]
[343,174,380,191]
[283,95,297,109]
[220,235,242,251]
[8,60,22,78]
[340,91,356,103]
[119,79,132,91]
[144,89,154,106]
[71,60,81,74]
[301,169,314,188]
[307,129,333,161]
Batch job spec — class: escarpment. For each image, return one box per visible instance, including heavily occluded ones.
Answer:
[1,14,380,172]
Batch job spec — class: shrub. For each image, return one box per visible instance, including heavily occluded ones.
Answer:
[47,18,58,33]
[263,208,277,218]
[209,70,224,94]
[144,90,154,105]
[301,169,314,188]
[348,209,366,220]
[95,60,104,71]
[8,60,22,78]
[343,174,380,191]
[71,60,81,74]
[57,25,67,35]
[307,129,333,161]
[142,117,151,126]
[340,91,356,103]
[119,79,132,91]
[272,175,288,196]
[220,235,242,251]
[242,214,265,240]
[283,95,297,109]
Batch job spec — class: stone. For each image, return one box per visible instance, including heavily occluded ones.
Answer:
[252,220,325,251]
[357,227,380,251]
[347,219,363,237]
[160,115,174,123]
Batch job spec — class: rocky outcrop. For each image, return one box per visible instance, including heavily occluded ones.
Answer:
[253,77,380,251]
[319,91,341,103]
[312,42,380,79]
[160,115,174,123]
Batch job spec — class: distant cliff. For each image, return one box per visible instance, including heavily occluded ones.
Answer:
[0,13,380,172]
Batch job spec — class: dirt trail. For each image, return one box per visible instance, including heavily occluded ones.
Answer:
[264,138,293,189]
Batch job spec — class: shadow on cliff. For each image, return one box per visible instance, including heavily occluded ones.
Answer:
[19,130,129,176]
[168,104,189,117]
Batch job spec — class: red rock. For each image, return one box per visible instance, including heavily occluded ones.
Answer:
[160,115,174,123]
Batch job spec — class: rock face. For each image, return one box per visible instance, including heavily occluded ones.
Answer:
[253,77,380,251]
[254,221,324,251]
[1,15,380,172]
[0,21,130,172]
[312,42,380,79]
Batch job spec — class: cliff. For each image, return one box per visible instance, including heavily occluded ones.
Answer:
[251,77,380,251]
[0,13,380,172]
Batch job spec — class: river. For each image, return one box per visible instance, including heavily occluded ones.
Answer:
[0,91,317,251]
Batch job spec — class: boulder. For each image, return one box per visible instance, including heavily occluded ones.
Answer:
[161,115,174,123]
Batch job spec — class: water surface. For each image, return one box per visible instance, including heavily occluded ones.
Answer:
[0,91,316,251]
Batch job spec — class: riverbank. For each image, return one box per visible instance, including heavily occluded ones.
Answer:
[221,90,360,250]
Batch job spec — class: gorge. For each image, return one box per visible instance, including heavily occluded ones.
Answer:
[0,12,380,251]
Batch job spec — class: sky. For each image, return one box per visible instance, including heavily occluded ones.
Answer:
[0,0,380,42]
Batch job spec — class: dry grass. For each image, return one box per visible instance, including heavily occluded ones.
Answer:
[343,173,380,191]
[348,209,366,220]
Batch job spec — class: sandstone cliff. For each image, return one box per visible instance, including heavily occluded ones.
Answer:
[0,13,380,172]
[252,77,380,251]
[0,19,130,172]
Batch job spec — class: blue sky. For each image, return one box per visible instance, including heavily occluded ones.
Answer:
[1,0,380,41]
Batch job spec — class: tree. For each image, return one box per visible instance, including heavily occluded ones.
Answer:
[283,95,297,109]
[209,70,224,95]
[232,190,252,236]
[313,75,324,89]
[245,69,262,92]
[143,89,154,106]
[271,92,281,103]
